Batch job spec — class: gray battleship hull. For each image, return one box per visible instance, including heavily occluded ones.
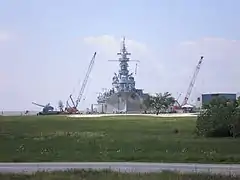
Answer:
[104,92,144,113]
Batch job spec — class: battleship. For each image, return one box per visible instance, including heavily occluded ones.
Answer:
[96,37,148,113]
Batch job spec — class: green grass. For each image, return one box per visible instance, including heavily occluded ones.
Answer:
[0,115,240,163]
[0,170,239,180]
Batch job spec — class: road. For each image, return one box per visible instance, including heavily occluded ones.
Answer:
[0,162,240,175]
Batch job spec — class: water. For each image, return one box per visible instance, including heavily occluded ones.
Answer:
[0,111,38,116]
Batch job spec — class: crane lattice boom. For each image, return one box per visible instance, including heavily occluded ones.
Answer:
[182,56,204,106]
[75,52,97,108]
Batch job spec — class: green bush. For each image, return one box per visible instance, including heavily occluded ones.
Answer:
[196,97,240,137]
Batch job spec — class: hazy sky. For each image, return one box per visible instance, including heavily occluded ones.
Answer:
[1,0,240,111]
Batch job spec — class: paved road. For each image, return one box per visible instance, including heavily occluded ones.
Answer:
[0,162,240,175]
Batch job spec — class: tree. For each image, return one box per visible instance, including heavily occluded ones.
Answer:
[143,92,175,115]
[196,97,240,138]
[229,108,240,138]
[161,92,176,111]
[153,92,175,114]
[142,94,154,113]
[58,100,64,112]
[237,96,240,107]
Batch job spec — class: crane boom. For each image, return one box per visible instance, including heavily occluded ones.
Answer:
[69,95,76,108]
[182,56,204,106]
[75,52,97,108]
[32,102,46,108]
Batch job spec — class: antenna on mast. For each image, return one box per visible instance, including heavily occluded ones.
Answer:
[122,36,126,52]
[135,63,138,75]
[109,36,139,62]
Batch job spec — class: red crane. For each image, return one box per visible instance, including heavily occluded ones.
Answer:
[181,56,204,106]
[75,52,97,108]
[65,52,97,113]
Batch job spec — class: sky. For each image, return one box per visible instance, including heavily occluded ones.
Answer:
[1,0,240,111]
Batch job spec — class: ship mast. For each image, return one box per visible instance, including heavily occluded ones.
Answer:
[118,37,130,81]
[108,37,139,93]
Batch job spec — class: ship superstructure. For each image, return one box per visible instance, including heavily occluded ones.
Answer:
[96,37,146,113]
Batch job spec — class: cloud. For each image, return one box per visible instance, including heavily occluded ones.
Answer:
[0,31,10,42]
[0,72,6,80]
[80,35,168,109]
[178,37,240,76]
[178,37,240,61]
[83,35,149,58]
[2,34,238,110]
[0,73,6,88]
[82,35,240,105]
[173,37,240,103]
[82,35,165,93]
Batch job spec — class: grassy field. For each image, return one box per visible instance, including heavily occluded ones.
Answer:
[0,115,240,163]
[0,170,240,180]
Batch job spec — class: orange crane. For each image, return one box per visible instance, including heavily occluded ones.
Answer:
[65,52,97,113]
[181,56,204,106]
